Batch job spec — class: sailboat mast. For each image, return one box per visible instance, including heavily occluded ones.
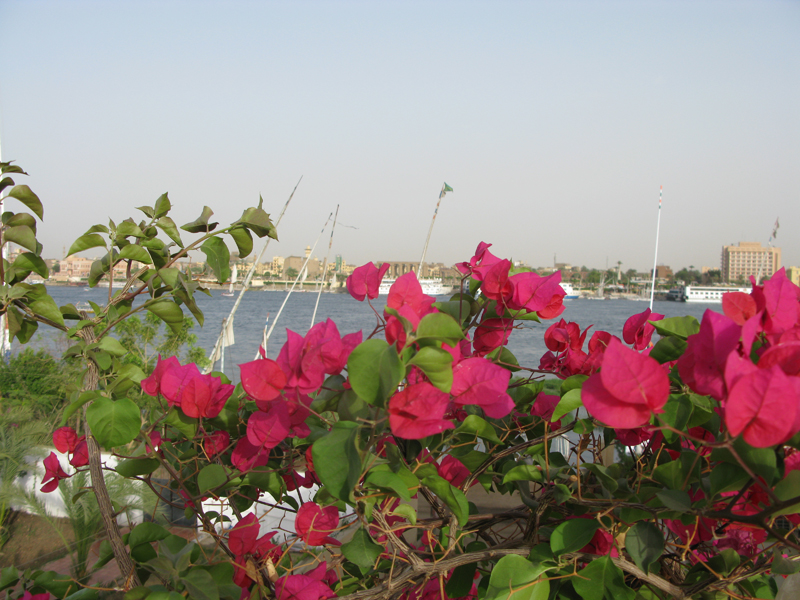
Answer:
[649,186,663,311]
[311,204,339,328]
[755,217,779,285]
[418,183,451,276]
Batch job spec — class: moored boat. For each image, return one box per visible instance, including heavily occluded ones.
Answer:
[560,282,579,300]
[379,278,454,296]
[680,285,749,303]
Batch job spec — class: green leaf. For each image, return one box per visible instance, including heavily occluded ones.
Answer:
[156,216,184,247]
[561,374,588,394]
[98,336,127,357]
[28,294,66,326]
[583,463,618,493]
[407,346,453,393]
[549,519,600,556]
[551,389,583,422]
[229,226,254,259]
[455,415,503,444]
[115,458,160,478]
[415,312,465,345]
[12,252,49,278]
[86,398,141,448]
[128,522,170,548]
[649,336,687,364]
[164,407,197,439]
[200,237,231,284]
[145,299,185,334]
[659,395,693,443]
[710,462,750,498]
[181,569,219,600]
[182,206,218,233]
[237,202,277,239]
[341,528,383,570]
[365,470,413,501]
[626,522,664,573]
[710,438,778,485]
[421,475,469,526]
[390,503,417,525]
[312,421,361,502]
[656,489,692,512]
[348,339,404,407]
[116,221,146,239]
[153,192,171,218]
[246,468,285,502]
[6,184,44,219]
[503,465,544,485]
[3,225,38,252]
[651,316,700,340]
[0,566,19,592]
[572,556,635,600]
[198,464,228,495]
[773,470,800,516]
[485,555,550,600]
[67,233,106,256]
[432,299,472,324]
[117,244,153,264]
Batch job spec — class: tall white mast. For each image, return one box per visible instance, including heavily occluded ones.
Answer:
[649,186,663,311]
[418,183,452,276]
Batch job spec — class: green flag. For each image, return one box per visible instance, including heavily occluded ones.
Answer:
[440,182,453,199]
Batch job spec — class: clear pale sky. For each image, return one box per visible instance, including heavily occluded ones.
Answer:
[1,0,798,273]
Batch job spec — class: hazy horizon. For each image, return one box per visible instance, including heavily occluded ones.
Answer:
[1,1,798,273]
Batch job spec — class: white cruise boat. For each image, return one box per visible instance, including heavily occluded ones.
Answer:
[680,285,749,303]
[560,282,579,300]
[379,278,454,296]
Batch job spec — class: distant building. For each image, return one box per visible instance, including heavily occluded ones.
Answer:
[786,266,800,287]
[721,242,781,283]
[651,265,673,281]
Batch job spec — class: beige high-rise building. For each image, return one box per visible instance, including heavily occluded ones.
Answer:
[721,242,781,283]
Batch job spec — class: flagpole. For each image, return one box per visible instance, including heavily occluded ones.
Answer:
[649,186,663,311]
[755,217,779,285]
[418,183,450,276]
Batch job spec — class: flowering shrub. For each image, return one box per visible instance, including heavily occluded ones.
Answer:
[2,161,800,600]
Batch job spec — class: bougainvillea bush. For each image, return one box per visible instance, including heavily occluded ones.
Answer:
[3,162,800,600]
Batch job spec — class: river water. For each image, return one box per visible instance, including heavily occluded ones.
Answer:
[20,287,716,381]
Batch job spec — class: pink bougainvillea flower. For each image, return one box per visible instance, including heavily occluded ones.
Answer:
[296,502,340,546]
[41,452,70,493]
[456,241,503,281]
[304,319,362,376]
[581,338,669,429]
[480,259,514,312]
[722,292,758,326]
[230,436,271,472]
[437,455,472,488]
[204,430,230,457]
[53,426,80,454]
[725,365,800,448]
[228,513,280,589]
[508,271,565,316]
[580,527,618,557]
[451,357,515,419]
[386,272,436,324]
[147,431,162,453]
[530,393,561,425]
[544,319,590,353]
[274,573,335,600]
[757,340,800,376]
[240,357,287,403]
[159,361,202,408]
[614,426,654,447]
[69,440,89,468]
[388,382,454,440]
[677,310,742,401]
[21,592,51,600]
[473,318,514,356]
[759,268,800,335]
[246,401,291,450]
[180,373,235,419]
[346,262,391,302]
[140,355,181,397]
[622,308,664,351]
